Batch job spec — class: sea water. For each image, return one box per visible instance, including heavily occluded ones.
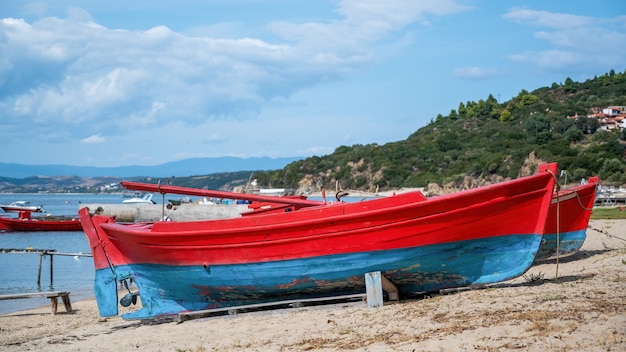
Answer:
[0,193,123,314]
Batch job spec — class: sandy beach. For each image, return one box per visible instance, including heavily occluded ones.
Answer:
[1,219,624,351]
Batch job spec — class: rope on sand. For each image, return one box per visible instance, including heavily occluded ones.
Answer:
[588,225,626,242]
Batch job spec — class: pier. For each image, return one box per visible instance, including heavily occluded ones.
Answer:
[595,187,626,206]
[0,248,92,285]
[0,248,89,315]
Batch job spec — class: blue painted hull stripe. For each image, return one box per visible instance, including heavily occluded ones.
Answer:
[537,229,586,259]
[94,234,542,320]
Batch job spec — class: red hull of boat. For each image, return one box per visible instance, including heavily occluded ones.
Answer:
[87,164,555,269]
[0,217,82,232]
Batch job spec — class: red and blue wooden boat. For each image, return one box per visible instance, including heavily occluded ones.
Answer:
[536,176,599,260]
[78,163,558,320]
[0,211,82,232]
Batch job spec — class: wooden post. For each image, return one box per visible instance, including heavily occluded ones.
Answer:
[50,296,58,315]
[49,253,54,286]
[48,293,72,315]
[61,294,72,312]
[365,271,383,309]
[37,254,43,285]
[365,271,399,308]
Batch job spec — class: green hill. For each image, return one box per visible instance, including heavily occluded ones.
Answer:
[253,70,626,192]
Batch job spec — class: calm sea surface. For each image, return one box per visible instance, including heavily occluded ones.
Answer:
[0,193,123,314]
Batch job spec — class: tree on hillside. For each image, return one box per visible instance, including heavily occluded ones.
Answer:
[574,117,600,134]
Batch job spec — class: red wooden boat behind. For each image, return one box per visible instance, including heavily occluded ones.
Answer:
[0,211,82,232]
[537,176,599,260]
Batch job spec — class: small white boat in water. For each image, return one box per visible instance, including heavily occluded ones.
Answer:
[0,201,45,213]
[122,193,156,204]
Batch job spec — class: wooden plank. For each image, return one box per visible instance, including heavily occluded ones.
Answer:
[0,291,72,315]
[0,249,90,257]
[45,251,92,257]
[175,293,366,323]
[0,291,68,300]
[0,248,57,254]
[120,181,324,207]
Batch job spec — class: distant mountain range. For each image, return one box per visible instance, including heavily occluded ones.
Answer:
[0,156,303,178]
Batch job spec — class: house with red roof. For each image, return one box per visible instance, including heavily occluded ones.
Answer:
[568,106,625,132]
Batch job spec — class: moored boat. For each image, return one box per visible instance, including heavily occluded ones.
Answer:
[196,197,216,205]
[0,201,45,213]
[536,176,599,260]
[122,193,156,204]
[79,163,558,320]
[168,197,193,206]
[0,211,82,232]
[241,178,296,196]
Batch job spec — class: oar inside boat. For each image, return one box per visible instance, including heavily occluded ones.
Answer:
[120,181,325,208]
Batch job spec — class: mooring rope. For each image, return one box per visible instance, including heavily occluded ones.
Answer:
[571,187,595,211]
[588,225,626,242]
[555,191,561,281]
[545,169,561,280]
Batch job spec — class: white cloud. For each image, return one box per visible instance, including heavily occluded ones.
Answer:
[337,0,472,27]
[453,66,502,80]
[66,7,93,22]
[125,101,166,128]
[81,134,106,144]
[508,50,581,70]
[503,8,594,28]
[269,0,471,52]
[503,8,626,71]
[0,0,472,147]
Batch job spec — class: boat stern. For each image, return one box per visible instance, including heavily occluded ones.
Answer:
[78,207,121,317]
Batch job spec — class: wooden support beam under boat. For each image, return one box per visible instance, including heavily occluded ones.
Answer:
[174,293,367,323]
[381,274,399,301]
[365,271,399,308]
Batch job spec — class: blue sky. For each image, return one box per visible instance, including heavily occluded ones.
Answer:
[1,1,624,167]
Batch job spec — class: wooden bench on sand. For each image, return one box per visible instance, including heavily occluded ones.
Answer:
[0,291,72,315]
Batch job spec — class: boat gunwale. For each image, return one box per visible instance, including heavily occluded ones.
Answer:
[104,171,555,237]
[100,187,549,245]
